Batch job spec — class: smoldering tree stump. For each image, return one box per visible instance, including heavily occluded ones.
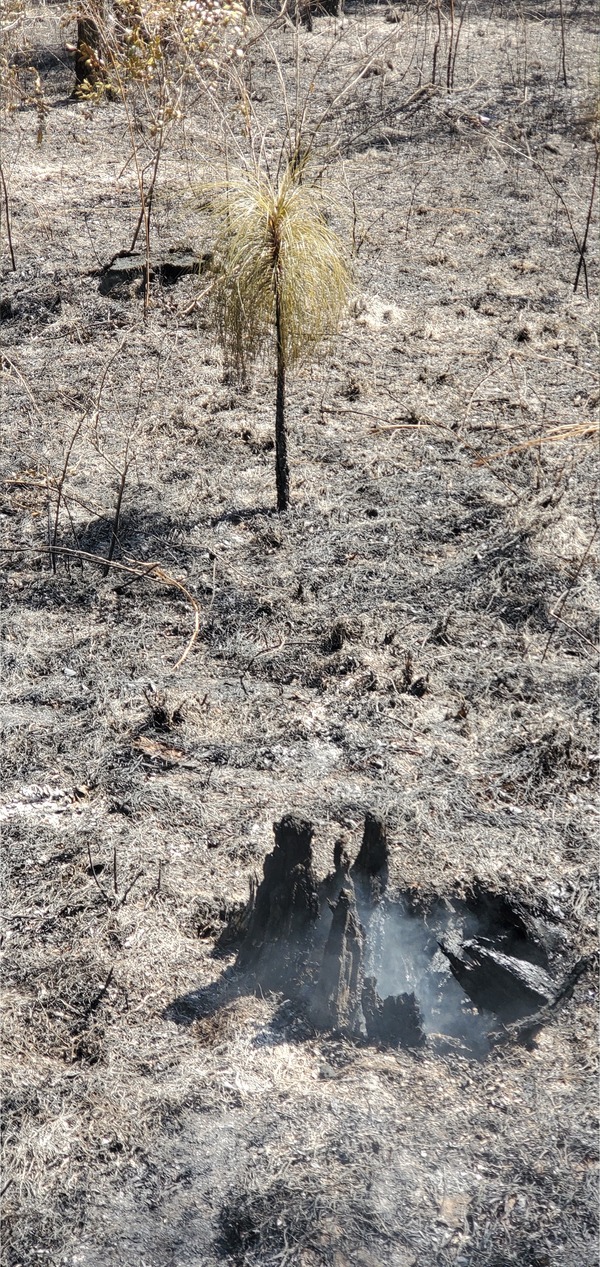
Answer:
[218,811,571,1053]
[362,977,426,1049]
[236,815,319,991]
[312,886,364,1034]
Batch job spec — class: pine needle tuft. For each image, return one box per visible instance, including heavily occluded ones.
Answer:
[211,169,350,380]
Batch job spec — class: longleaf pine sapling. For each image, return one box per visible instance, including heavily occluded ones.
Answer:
[211,167,350,511]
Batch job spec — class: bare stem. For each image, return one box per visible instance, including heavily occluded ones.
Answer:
[446,0,455,90]
[275,290,290,512]
[557,0,568,87]
[51,417,84,573]
[0,163,16,270]
[431,0,442,85]
[103,461,129,577]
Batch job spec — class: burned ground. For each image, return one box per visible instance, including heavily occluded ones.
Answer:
[1,1,599,1264]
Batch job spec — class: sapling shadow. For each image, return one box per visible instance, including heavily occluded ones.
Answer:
[88,379,145,572]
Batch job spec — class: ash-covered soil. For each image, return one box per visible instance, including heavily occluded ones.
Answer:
[1,2,599,1264]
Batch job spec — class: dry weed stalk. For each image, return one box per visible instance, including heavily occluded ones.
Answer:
[0,162,16,269]
[475,420,600,464]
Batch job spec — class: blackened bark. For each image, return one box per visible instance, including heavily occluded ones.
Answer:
[275,293,290,512]
[236,815,318,990]
[312,886,364,1033]
[362,977,425,1049]
[438,936,556,1022]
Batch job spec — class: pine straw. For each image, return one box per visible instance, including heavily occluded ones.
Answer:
[210,167,350,379]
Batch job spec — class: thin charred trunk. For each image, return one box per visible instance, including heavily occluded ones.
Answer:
[275,290,290,513]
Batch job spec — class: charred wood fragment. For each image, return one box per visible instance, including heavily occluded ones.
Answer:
[362,977,426,1049]
[487,952,597,1049]
[439,935,556,1022]
[312,887,364,1034]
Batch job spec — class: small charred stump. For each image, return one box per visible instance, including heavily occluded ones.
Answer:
[236,815,319,990]
[362,977,426,1049]
[210,812,570,1053]
[312,886,364,1034]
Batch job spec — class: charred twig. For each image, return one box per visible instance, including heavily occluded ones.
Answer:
[431,0,442,85]
[3,543,201,670]
[87,842,111,903]
[449,0,468,90]
[540,527,598,663]
[574,143,599,296]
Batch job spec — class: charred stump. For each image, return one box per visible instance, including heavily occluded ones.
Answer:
[312,886,364,1034]
[362,977,426,1049]
[236,815,319,991]
[212,815,568,1053]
